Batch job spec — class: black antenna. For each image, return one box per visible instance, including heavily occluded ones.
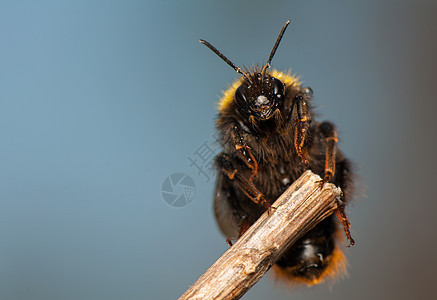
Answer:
[199,39,252,84]
[261,20,291,78]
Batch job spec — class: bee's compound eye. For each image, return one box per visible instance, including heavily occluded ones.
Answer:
[304,86,313,96]
[272,77,285,100]
[235,85,247,107]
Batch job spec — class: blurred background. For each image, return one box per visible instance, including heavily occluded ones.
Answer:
[1,1,436,299]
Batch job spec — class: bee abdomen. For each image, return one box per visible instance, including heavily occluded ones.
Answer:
[272,215,346,285]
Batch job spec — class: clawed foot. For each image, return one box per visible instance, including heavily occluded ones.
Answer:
[226,237,236,247]
[316,178,327,190]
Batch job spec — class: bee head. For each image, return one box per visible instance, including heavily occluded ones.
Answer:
[235,72,285,120]
[200,20,291,121]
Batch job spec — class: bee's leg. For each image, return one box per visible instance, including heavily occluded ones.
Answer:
[316,121,354,246]
[293,94,310,165]
[317,121,338,187]
[335,199,355,247]
[225,219,252,247]
[216,153,271,211]
[231,126,258,181]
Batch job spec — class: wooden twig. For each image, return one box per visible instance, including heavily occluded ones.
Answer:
[179,170,342,300]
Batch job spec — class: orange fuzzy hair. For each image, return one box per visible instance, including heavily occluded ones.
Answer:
[271,245,348,287]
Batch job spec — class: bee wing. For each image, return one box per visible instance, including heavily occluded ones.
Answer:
[213,172,242,238]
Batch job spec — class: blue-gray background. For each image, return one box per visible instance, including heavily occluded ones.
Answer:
[1,1,436,299]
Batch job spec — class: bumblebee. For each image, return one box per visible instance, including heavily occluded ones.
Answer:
[200,20,355,286]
